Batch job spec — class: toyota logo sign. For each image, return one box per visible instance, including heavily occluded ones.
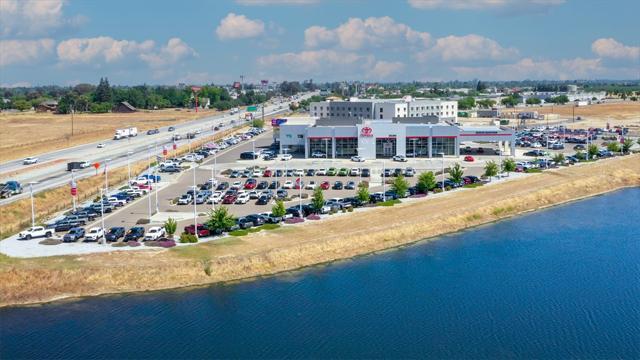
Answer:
[360,126,373,137]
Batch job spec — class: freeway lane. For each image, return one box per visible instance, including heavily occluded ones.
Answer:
[0,92,316,205]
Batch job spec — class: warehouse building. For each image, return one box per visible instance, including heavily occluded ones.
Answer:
[278,116,516,159]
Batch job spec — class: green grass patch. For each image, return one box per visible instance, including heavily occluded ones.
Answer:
[525,168,542,173]
[463,183,484,188]
[491,205,516,217]
[229,229,249,236]
[464,213,483,222]
[377,199,401,207]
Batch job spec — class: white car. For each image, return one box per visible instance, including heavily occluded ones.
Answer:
[235,192,251,204]
[97,143,105,148]
[350,155,365,162]
[350,168,361,176]
[311,151,326,158]
[18,226,52,240]
[315,168,327,176]
[160,161,179,168]
[124,188,144,197]
[144,226,165,241]
[231,181,242,189]
[85,227,105,241]
[206,178,218,187]
[392,155,408,162]
[129,178,149,186]
[283,180,294,189]
[23,157,38,165]
[531,142,542,148]
[293,169,304,176]
[252,170,263,177]
[248,191,260,199]
[177,194,193,205]
[305,181,317,190]
[208,191,223,204]
[107,197,127,207]
[280,154,292,161]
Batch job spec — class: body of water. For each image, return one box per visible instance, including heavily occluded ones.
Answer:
[1,188,639,358]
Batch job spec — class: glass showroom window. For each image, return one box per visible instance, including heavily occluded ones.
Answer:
[432,137,456,156]
[335,138,358,158]
[406,138,429,157]
[376,138,397,158]
[309,138,332,158]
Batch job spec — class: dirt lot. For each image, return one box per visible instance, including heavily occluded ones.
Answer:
[1,154,638,307]
[0,108,220,162]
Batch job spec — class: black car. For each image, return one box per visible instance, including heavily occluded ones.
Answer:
[54,220,79,232]
[240,151,259,160]
[147,129,159,135]
[369,193,385,203]
[105,227,126,242]
[276,189,288,199]
[343,197,364,208]
[244,214,266,226]
[217,182,229,191]
[275,169,284,177]
[306,169,316,176]
[361,168,370,177]
[332,181,344,190]
[256,195,271,205]
[286,208,303,218]
[124,226,145,241]
[63,227,85,242]
[256,181,269,190]
[168,126,175,132]
[64,215,87,226]
[268,181,280,189]
[393,168,403,177]
[71,210,96,221]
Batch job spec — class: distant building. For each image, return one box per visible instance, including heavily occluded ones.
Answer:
[35,100,58,113]
[112,101,137,113]
[310,97,458,122]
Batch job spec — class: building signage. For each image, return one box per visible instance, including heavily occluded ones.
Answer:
[360,126,373,137]
[271,118,287,127]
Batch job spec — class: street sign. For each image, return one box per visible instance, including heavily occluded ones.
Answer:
[163,146,168,156]
[93,162,100,169]
[247,106,258,112]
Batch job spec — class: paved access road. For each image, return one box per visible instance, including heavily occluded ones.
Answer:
[0,92,317,205]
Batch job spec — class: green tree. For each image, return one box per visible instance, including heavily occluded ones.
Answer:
[94,77,112,103]
[588,144,599,160]
[205,207,236,232]
[251,118,265,128]
[551,95,570,104]
[13,99,31,111]
[622,138,634,153]
[526,97,542,105]
[477,99,496,108]
[552,152,565,165]
[448,163,464,184]
[356,182,370,203]
[502,158,516,176]
[391,175,409,198]
[484,160,499,181]
[575,150,586,161]
[416,171,436,193]
[457,97,476,110]
[271,200,286,218]
[311,187,324,213]
[607,142,621,153]
[501,96,519,107]
[163,217,177,239]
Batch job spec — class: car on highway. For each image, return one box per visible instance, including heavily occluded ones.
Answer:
[18,226,52,240]
[464,155,475,162]
[85,227,105,242]
[146,129,160,135]
[97,143,105,148]
[0,180,22,199]
[124,227,145,242]
[143,227,165,241]
[23,157,38,165]
[392,155,408,162]
[350,155,365,162]
[63,227,85,242]
[168,126,176,132]
[105,227,126,242]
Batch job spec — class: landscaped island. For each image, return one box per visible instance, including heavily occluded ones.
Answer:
[1,154,639,308]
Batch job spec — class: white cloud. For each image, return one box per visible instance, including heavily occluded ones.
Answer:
[451,57,609,80]
[257,49,368,73]
[408,0,565,11]
[1,81,32,88]
[368,61,406,79]
[216,13,265,40]
[591,38,640,60]
[0,0,84,37]
[139,38,197,68]
[304,17,430,50]
[0,39,55,66]
[236,0,318,4]
[418,34,518,62]
[56,36,154,64]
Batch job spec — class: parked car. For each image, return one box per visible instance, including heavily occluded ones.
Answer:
[332,181,344,190]
[320,181,330,190]
[235,192,251,204]
[217,182,229,191]
[63,227,85,242]
[404,167,415,177]
[276,189,288,199]
[326,167,337,176]
[125,227,145,241]
[361,168,370,177]
[268,181,280,190]
[236,217,254,229]
[350,168,361,176]
[311,151,327,158]
[305,181,317,190]
[315,168,327,176]
[222,194,237,204]
[184,224,210,237]
[18,226,52,240]
[280,154,292,161]
[244,214,266,226]
[85,227,105,241]
[105,227,126,242]
[256,194,272,205]
[345,181,356,190]
[464,155,475,162]
[178,194,193,205]
[392,155,407,162]
[350,155,365,162]
[338,168,349,176]
[143,226,165,241]
[283,180,294,189]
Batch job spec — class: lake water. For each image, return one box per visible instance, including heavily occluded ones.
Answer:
[1,188,639,359]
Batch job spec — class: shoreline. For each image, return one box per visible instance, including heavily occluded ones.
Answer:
[1,154,639,308]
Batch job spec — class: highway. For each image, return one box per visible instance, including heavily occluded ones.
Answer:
[0,92,316,205]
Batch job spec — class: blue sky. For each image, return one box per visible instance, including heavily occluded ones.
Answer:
[1,0,638,86]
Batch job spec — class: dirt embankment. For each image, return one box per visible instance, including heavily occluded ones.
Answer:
[1,155,639,307]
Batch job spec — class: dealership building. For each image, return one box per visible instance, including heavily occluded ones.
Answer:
[277,98,515,159]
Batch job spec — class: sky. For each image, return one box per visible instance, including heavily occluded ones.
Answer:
[0,0,639,87]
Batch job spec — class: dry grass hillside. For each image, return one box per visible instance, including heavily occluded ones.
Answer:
[1,154,638,307]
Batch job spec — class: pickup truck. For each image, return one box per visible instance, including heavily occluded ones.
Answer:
[0,181,22,198]
[143,226,165,241]
[107,197,127,207]
[18,226,52,240]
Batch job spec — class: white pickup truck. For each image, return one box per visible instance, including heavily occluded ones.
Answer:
[18,226,52,240]
[144,227,165,241]
[107,197,127,207]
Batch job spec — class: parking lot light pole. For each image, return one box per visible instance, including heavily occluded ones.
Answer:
[71,170,77,212]
[104,158,112,195]
[147,147,152,220]
[438,152,445,192]
[382,160,386,202]
[357,147,365,186]
[154,165,159,214]
[99,188,106,245]
[127,151,133,184]
[29,181,37,227]
[193,161,199,241]
[298,172,303,216]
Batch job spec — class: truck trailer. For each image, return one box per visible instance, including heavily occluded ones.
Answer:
[114,127,138,140]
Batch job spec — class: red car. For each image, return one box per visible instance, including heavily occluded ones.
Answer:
[222,195,237,204]
[320,181,330,190]
[244,179,257,190]
[263,169,272,177]
[464,155,474,162]
[136,183,153,190]
[184,224,210,237]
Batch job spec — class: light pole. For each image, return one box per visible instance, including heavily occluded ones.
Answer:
[147,147,152,220]
[71,170,77,212]
[154,164,159,214]
[438,152,445,192]
[192,158,199,241]
[298,171,303,217]
[99,188,106,245]
[126,151,133,185]
[382,160,386,202]
[104,158,111,195]
[29,181,38,227]
[357,147,365,186]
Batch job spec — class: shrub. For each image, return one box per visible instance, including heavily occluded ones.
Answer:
[433,188,443,193]
[347,207,354,212]
[136,218,150,225]
[128,241,141,247]
[179,233,198,243]
[445,186,452,191]
[285,217,305,224]
[306,214,321,220]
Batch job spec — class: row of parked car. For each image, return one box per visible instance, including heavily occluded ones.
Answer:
[228,167,373,178]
